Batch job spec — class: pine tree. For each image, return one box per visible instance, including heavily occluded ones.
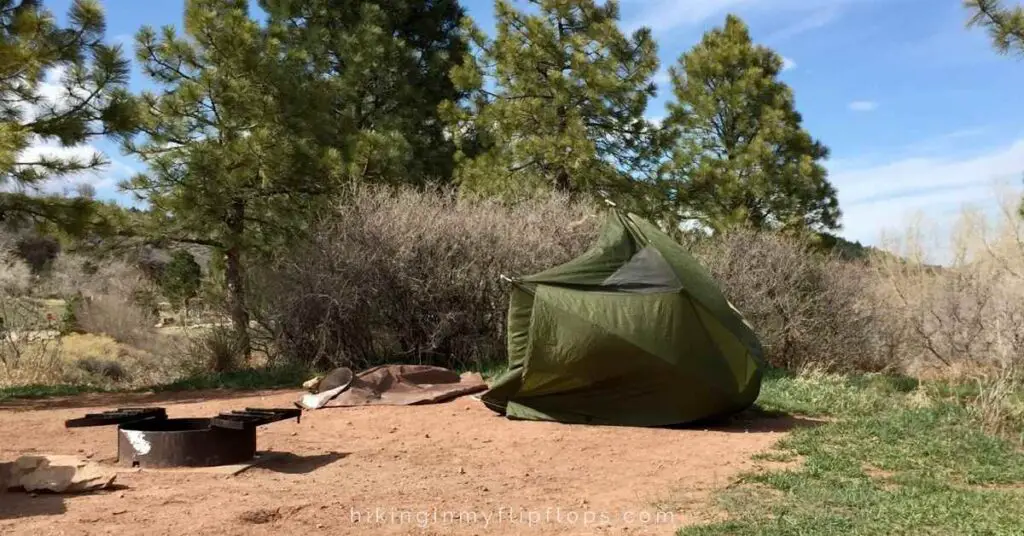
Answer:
[259,0,469,185]
[160,249,202,312]
[661,15,840,235]
[0,0,135,231]
[124,0,342,361]
[965,1,1024,217]
[966,0,1024,55]
[445,0,660,199]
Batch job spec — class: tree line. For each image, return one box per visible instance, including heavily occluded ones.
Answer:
[0,0,1018,358]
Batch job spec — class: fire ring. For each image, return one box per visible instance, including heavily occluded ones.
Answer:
[66,407,302,468]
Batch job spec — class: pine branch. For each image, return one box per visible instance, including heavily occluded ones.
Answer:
[967,0,1024,55]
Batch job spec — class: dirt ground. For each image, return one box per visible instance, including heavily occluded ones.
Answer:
[0,390,805,535]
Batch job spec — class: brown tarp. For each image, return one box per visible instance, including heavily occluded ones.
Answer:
[296,365,487,410]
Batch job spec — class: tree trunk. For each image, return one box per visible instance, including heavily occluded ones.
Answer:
[554,167,571,192]
[224,198,251,364]
[554,103,572,192]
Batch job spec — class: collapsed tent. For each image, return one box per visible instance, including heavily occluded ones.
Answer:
[297,365,487,409]
[481,210,765,427]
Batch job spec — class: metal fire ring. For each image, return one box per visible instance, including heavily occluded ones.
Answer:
[66,407,301,468]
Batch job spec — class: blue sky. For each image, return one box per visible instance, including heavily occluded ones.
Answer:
[40,0,1024,249]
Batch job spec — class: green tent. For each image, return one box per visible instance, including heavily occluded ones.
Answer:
[482,210,764,427]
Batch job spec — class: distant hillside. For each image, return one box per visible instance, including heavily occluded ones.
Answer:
[817,232,947,273]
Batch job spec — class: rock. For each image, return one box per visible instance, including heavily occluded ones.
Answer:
[7,455,116,493]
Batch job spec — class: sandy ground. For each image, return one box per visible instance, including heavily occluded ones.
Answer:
[0,390,806,535]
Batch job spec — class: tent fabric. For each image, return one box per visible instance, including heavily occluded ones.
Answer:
[297,365,488,409]
[481,210,764,427]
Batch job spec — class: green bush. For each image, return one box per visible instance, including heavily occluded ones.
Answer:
[60,294,83,335]
[160,250,202,309]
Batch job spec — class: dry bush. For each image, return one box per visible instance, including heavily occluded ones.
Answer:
[1,247,197,388]
[0,296,62,384]
[8,332,190,388]
[871,188,1024,436]
[874,191,1024,375]
[690,229,890,373]
[31,255,163,357]
[72,295,158,347]
[184,326,243,373]
[60,332,190,387]
[251,186,600,371]
[1,242,65,383]
[0,252,32,296]
[45,256,160,346]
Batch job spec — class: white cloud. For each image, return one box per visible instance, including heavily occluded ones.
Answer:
[829,138,1024,248]
[625,0,750,33]
[899,128,987,155]
[13,137,136,194]
[652,68,673,88]
[37,68,65,104]
[19,139,103,166]
[763,6,841,43]
[623,0,877,35]
[781,56,797,71]
[13,67,67,122]
[848,100,878,112]
[6,66,137,197]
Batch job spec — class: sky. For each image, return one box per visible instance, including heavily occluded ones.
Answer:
[37,0,1024,251]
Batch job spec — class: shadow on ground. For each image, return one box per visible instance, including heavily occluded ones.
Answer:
[0,492,67,520]
[684,406,827,434]
[0,483,133,520]
[254,451,348,474]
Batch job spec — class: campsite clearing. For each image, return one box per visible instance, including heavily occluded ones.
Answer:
[0,390,799,535]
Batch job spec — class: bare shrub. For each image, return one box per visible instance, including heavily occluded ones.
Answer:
[72,295,157,347]
[0,252,32,296]
[46,256,160,346]
[185,326,242,373]
[870,186,1024,439]
[874,189,1024,376]
[74,357,127,382]
[0,296,62,383]
[251,186,600,371]
[691,229,889,373]
[967,366,1024,442]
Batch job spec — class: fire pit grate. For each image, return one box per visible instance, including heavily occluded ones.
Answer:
[65,407,168,428]
[64,406,302,468]
[211,408,302,430]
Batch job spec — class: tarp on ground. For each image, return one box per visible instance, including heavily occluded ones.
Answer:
[297,365,487,409]
[481,209,765,427]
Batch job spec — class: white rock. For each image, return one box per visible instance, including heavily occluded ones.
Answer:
[7,455,116,493]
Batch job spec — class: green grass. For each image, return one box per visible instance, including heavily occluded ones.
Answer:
[0,365,313,402]
[683,370,1024,535]
[0,383,111,400]
[0,360,506,402]
[151,365,313,392]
